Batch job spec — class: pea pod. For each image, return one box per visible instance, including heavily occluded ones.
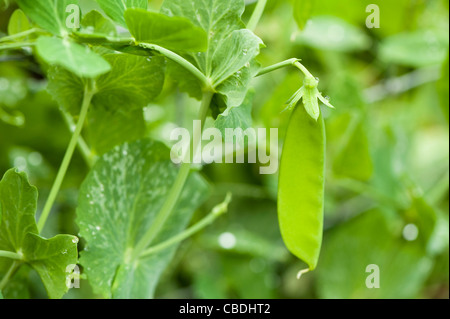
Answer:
[277,105,326,271]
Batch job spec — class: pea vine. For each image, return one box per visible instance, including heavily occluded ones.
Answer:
[0,0,334,299]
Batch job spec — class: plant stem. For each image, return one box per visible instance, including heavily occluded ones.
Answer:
[37,83,95,233]
[0,261,19,291]
[61,110,96,168]
[0,251,22,260]
[141,193,232,258]
[0,28,39,42]
[0,42,35,51]
[132,91,214,259]
[294,60,314,78]
[139,42,212,90]
[247,0,268,31]
[256,58,300,77]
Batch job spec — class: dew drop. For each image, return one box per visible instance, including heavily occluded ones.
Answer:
[72,237,79,244]
[315,77,320,82]
[96,226,101,231]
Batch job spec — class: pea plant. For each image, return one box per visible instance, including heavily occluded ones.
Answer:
[0,0,334,299]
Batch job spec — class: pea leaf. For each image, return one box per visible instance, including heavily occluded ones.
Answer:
[76,139,209,298]
[215,89,254,148]
[96,0,147,27]
[73,10,117,45]
[81,10,117,36]
[161,0,263,92]
[47,54,165,115]
[277,107,325,270]
[0,169,38,252]
[7,9,31,38]
[125,9,207,52]
[92,54,165,111]
[161,0,246,74]
[293,0,313,30]
[36,36,111,78]
[210,29,263,87]
[17,0,78,35]
[87,108,146,156]
[22,233,78,299]
[0,169,78,299]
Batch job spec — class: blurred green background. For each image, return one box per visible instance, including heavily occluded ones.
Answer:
[0,0,448,299]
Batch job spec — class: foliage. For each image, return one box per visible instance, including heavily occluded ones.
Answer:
[0,0,448,299]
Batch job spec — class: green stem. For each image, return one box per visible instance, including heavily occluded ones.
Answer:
[0,261,19,291]
[247,0,268,31]
[139,42,212,90]
[294,60,314,78]
[61,110,96,168]
[256,58,300,77]
[37,82,95,233]
[0,42,35,51]
[0,251,22,261]
[141,193,231,258]
[132,91,214,260]
[0,28,39,42]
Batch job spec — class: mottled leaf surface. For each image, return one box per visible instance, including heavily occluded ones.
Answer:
[76,139,209,298]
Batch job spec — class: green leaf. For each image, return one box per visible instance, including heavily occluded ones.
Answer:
[161,0,263,92]
[22,233,78,299]
[36,36,111,78]
[293,0,313,30]
[87,108,146,156]
[76,139,209,298]
[316,211,433,298]
[81,10,116,36]
[161,0,245,73]
[294,16,371,52]
[0,169,38,252]
[125,9,207,52]
[17,0,78,35]
[92,54,165,111]
[379,30,449,67]
[47,54,165,114]
[210,29,263,87]
[96,0,147,27]
[7,9,31,37]
[277,107,325,270]
[0,169,78,299]
[215,90,254,148]
[73,10,117,45]
[216,60,260,107]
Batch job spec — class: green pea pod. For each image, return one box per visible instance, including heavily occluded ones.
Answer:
[277,105,326,271]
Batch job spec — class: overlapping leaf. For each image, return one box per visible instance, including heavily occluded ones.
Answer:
[47,54,165,115]
[76,139,209,298]
[96,0,147,27]
[36,36,111,78]
[17,0,78,35]
[125,9,207,52]
[0,169,78,299]
[161,0,263,105]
